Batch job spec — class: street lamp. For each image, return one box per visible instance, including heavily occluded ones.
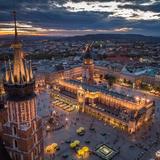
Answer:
[52,110,56,114]
[146,99,150,103]
[46,125,50,131]
[135,96,139,100]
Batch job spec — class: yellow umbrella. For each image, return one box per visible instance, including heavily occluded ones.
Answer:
[74,140,80,145]
[76,129,81,133]
[79,127,85,131]
[45,146,54,154]
[70,142,76,148]
[77,149,85,156]
[45,143,58,154]
[82,146,89,152]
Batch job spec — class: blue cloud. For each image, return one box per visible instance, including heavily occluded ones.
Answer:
[0,0,160,36]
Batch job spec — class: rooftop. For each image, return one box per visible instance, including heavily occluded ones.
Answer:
[65,79,136,103]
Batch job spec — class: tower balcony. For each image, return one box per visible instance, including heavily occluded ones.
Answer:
[3,80,35,99]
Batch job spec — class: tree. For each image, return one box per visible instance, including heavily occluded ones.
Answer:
[99,74,103,80]
[140,83,151,91]
[155,86,160,92]
[104,74,116,87]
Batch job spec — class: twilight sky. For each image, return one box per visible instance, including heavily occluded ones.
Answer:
[0,0,160,37]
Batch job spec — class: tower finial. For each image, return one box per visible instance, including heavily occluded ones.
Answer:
[13,10,18,42]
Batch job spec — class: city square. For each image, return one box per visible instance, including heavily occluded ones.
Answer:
[37,85,160,160]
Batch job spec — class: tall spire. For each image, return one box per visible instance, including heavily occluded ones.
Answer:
[5,11,32,85]
[11,10,22,49]
[13,11,18,42]
[3,10,35,98]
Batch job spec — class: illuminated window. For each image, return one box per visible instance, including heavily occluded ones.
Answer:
[20,154,23,160]
[31,152,34,160]
[33,121,37,131]
[35,134,38,143]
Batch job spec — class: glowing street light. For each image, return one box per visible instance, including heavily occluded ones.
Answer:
[52,110,56,114]
[135,96,140,102]
[46,125,50,131]
[142,98,145,101]
[146,99,150,103]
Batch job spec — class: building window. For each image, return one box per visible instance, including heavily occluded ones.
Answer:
[35,134,38,143]
[39,144,41,153]
[0,123,2,131]
[14,140,18,148]
[9,152,12,158]
[35,148,38,157]
[13,126,17,135]
[15,153,18,160]
[31,152,34,160]
[34,121,37,131]
[20,154,23,160]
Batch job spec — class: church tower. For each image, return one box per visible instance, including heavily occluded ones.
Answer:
[82,43,94,84]
[2,11,43,160]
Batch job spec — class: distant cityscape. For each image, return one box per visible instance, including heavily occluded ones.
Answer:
[1,33,160,96]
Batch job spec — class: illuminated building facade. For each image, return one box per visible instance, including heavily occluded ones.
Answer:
[57,79,154,133]
[51,44,155,134]
[2,11,43,160]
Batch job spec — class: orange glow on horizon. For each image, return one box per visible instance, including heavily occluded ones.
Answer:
[0,27,133,37]
[0,30,48,36]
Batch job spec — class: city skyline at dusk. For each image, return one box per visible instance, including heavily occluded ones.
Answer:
[0,0,160,37]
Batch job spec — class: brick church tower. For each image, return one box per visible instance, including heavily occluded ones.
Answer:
[2,11,43,160]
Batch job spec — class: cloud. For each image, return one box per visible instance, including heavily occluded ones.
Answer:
[114,27,133,32]
[0,0,160,36]
[60,1,160,20]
